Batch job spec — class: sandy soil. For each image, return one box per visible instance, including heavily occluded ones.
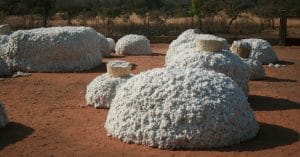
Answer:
[0,44,299,157]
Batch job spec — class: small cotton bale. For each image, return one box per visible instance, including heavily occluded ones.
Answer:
[107,60,132,78]
[0,24,11,35]
[239,39,278,64]
[0,102,9,128]
[196,39,226,52]
[105,68,259,149]
[86,73,132,109]
[115,34,152,55]
[230,41,251,58]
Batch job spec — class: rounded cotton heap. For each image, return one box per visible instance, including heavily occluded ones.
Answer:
[0,35,9,58]
[86,73,132,109]
[230,40,251,58]
[242,58,265,80]
[0,102,9,128]
[5,26,108,72]
[115,34,152,55]
[177,29,201,40]
[167,50,250,96]
[237,39,278,64]
[107,60,132,78]
[166,34,229,65]
[105,68,259,150]
[107,38,116,53]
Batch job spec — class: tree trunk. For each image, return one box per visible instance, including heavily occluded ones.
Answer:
[227,11,241,32]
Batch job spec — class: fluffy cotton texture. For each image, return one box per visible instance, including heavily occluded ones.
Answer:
[105,68,259,150]
[107,38,116,52]
[242,58,265,80]
[167,50,249,96]
[86,73,132,109]
[0,35,9,59]
[0,58,11,77]
[177,29,201,40]
[166,34,229,65]
[5,26,108,72]
[115,34,152,55]
[238,39,278,64]
[0,102,9,128]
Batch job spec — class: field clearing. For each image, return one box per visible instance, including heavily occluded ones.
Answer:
[0,44,299,157]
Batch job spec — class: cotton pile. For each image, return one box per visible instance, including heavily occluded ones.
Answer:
[86,60,132,108]
[4,26,108,72]
[107,38,116,53]
[105,67,259,149]
[0,58,11,77]
[167,49,250,96]
[242,58,265,80]
[115,34,152,55]
[0,102,9,128]
[86,73,132,109]
[166,33,229,65]
[234,39,278,64]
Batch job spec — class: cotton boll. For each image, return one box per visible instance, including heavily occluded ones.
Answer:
[167,50,250,96]
[5,26,108,72]
[115,34,152,55]
[0,102,9,128]
[105,67,259,149]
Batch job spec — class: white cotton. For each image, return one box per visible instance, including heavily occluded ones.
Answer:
[105,68,259,149]
[115,34,152,55]
[166,33,229,65]
[167,50,249,96]
[239,39,278,64]
[5,26,109,72]
[0,102,9,128]
[86,73,132,109]
[107,38,116,53]
[242,58,265,80]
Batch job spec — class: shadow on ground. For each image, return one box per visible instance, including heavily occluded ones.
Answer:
[260,76,297,83]
[207,122,299,152]
[274,60,295,65]
[248,95,300,111]
[0,122,34,150]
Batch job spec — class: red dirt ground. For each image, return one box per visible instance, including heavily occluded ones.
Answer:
[0,44,299,157]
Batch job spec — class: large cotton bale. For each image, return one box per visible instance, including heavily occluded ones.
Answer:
[236,39,278,64]
[86,73,132,109]
[0,24,11,35]
[5,26,108,72]
[115,34,152,55]
[107,38,116,52]
[166,34,229,65]
[0,102,9,128]
[105,68,259,149]
[242,58,265,80]
[167,50,250,96]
